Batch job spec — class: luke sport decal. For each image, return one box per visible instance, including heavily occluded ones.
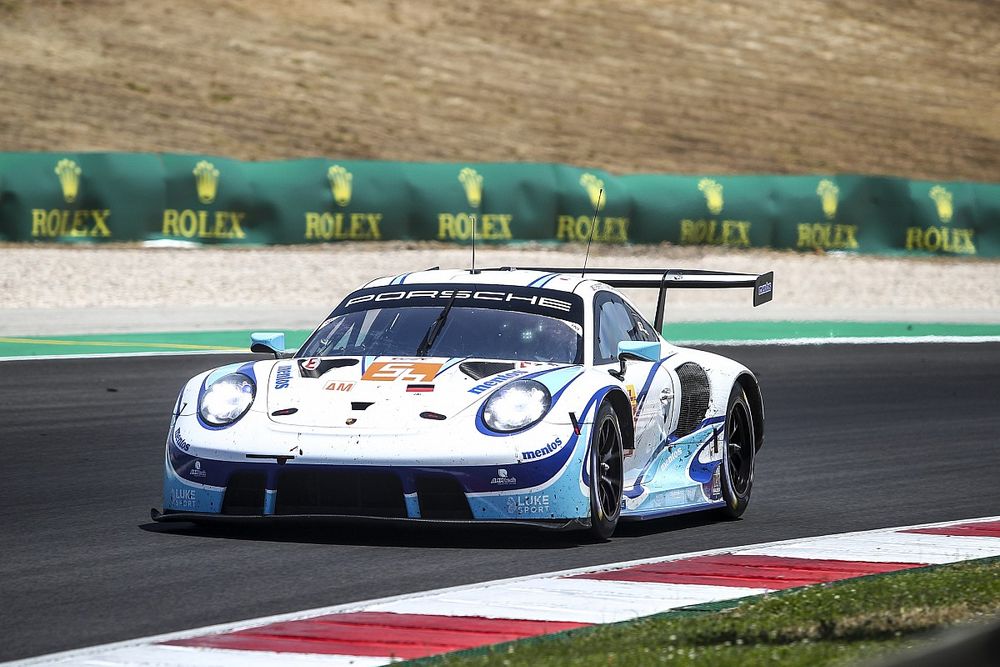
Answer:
[362,361,442,382]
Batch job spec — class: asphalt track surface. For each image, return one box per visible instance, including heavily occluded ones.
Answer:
[3,344,1000,661]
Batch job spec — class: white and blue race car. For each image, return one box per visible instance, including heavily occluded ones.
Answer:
[153,267,773,539]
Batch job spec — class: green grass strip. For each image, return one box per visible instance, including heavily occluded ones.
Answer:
[410,558,1000,667]
[663,321,1000,342]
[0,330,312,357]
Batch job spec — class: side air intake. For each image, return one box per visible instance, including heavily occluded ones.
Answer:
[675,362,710,437]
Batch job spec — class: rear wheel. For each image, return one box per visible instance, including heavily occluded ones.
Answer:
[589,402,624,540]
[718,385,755,519]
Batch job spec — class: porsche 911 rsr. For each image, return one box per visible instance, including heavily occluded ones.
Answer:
[153,267,772,539]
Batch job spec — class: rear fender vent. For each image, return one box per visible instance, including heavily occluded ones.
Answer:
[675,362,710,438]
[459,361,516,380]
[416,475,473,520]
[221,471,267,515]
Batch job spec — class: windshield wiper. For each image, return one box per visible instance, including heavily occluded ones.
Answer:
[415,292,458,357]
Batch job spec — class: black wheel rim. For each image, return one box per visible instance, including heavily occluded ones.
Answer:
[726,401,753,497]
[595,417,623,519]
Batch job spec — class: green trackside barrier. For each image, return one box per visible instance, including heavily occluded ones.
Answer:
[1,152,998,256]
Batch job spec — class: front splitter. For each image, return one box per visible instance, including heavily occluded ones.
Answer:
[151,507,589,531]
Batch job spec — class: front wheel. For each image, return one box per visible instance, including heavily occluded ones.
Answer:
[588,401,624,540]
[718,384,756,519]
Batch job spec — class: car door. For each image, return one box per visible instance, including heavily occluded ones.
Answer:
[593,292,673,486]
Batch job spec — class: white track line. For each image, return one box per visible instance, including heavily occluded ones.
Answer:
[7,515,999,667]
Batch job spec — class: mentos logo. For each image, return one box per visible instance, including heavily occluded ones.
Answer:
[522,437,563,460]
[274,365,293,390]
[469,370,527,395]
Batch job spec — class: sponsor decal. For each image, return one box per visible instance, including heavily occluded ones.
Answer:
[757,281,772,297]
[521,436,563,461]
[929,185,953,223]
[490,468,518,486]
[506,493,551,515]
[170,488,197,509]
[193,160,219,204]
[437,168,514,241]
[626,384,638,419]
[161,161,247,240]
[459,167,483,207]
[468,369,528,395]
[555,174,630,243]
[31,159,114,239]
[274,365,293,390]
[362,361,442,382]
[904,185,976,255]
[173,427,191,452]
[699,178,724,215]
[55,158,82,203]
[817,179,839,220]
[189,460,207,479]
[302,164,383,241]
[328,165,352,206]
[679,178,752,248]
[406,383,434,393]
[346,290,574,314]
[796,178,859,251]
[325,382,354,392]
[301,357,321,372]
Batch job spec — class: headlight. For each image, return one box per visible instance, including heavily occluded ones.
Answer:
[482,379,551,433]
[199,373,255,426]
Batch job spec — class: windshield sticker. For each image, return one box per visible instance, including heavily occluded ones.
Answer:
[362,361,442,382]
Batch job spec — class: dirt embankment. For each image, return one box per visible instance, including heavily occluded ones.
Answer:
[1,0,998,181]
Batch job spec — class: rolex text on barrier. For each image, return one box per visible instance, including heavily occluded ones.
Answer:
[0,152,997,256]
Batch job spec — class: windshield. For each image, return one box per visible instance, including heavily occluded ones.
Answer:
[299,284,585,364]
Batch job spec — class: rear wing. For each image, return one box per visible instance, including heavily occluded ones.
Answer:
[509,267,773,331]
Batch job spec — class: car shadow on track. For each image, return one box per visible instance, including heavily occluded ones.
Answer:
[137,512,725,549]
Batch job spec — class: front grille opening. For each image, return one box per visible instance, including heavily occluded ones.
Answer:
[416,475,473,520]
[221,471,267,515]
[274,469,406,517]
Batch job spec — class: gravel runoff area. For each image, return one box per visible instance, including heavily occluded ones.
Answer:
[1,243,999,335]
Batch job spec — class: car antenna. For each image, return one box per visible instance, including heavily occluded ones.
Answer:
[470,213,478,274]
[581,187,604,277]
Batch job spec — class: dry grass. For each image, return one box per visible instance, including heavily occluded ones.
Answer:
[1,0,998,181]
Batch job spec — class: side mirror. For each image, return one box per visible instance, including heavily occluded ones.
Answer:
[617,341,660,363]
[609,340,661,380]
[250,332,286,358]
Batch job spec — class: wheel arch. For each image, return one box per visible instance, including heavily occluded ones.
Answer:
[735,372,764,451]
[603,388,634,449]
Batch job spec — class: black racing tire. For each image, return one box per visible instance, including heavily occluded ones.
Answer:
[718,384,756,519]
[588,401,624,540]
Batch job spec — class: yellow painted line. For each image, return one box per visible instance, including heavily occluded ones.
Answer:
[0,337,243,351]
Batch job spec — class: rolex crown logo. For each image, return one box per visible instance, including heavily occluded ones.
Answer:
[929,185,953,223]
[458,167,483,208]
[579,173,606,211]
[54,159,82,203]
[192,160,220,205]
[327,165,353,207]
[816,179,839,220]
[698,178,724,215]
